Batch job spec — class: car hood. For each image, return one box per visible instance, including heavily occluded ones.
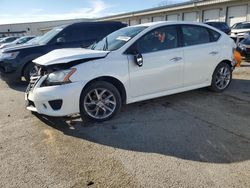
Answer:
[2,43,42,52]
[33,48,110,66]
[0,42,14,49]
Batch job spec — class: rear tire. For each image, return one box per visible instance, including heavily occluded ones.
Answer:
[80,81,122,122]
[210,62,232,92]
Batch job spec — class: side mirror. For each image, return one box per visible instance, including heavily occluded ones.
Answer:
[134,53,143,67]
[56,37,65,44]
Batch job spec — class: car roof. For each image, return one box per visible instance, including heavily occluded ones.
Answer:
[69,21,126,27]
[132,21,210,28]
[235,21,250,24]
[205,21,227,24]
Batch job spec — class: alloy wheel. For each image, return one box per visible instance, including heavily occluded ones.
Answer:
[83,88,117,120]
[215,66,231,90]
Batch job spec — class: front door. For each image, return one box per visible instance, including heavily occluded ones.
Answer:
[128,25,184,98]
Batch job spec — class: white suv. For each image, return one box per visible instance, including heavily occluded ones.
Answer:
[26,21,236,122]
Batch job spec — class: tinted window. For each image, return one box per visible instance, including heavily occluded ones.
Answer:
[37,26,64,44]
[136,26,178,54]
[181,25,210,46]
[6,37,17,42]
[61,24,92,42]
[241,23,250,29]
[232,23,250,29]
[208,28,221,42]
[61,23,125,43]
[209,22,229,30]
[92,26,147,51]
[88,24,120,40]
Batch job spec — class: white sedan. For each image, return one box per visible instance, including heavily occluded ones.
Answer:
[230,22,250,42]
[26,21,237,122]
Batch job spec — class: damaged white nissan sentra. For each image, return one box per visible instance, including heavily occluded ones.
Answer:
[25,21,238,122]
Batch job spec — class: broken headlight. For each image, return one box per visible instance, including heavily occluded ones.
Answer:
[45,68,76,85]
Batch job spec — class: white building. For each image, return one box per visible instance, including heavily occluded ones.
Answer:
[0,0,250,37]
[100,0,250,27]
[0,18,92,37]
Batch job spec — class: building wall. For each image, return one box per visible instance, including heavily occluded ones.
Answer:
[0,0,250,37]
[100,0,250,26]
[0,18,91,37]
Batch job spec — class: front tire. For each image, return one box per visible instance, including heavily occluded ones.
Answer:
[210,62,232,92]
[23,62,36,82]
[80,81,122,122]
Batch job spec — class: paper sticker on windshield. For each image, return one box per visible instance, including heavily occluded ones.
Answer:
[116,36,131,41]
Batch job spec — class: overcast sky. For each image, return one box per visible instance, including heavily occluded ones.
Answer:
[0,0,188,24]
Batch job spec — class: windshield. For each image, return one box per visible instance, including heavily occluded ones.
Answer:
[15,37,32,44]
[91,26,147,51]
[36,27,64,44]
[27,36,41,44]
[232,22,250,29]
[12,37,29,44]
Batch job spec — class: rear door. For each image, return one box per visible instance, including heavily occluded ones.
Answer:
[180,25,221,86]
[128,25,184,97]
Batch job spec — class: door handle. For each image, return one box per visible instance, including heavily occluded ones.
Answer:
[209,51,219,55]
[170,57,182,62]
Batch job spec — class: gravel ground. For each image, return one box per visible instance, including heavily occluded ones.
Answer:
[0,62,249,188]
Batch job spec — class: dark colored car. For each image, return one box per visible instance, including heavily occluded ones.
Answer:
[0,21,127,83]
[0,36,35,49]
[237,35,250,61]
[205,22,231,34]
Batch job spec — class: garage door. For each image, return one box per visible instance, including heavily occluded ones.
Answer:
[227,5,247,26]
[203,9,220,22]
[130,20,137,26]
[140,18,150,24]
[167,14,179,21]
[152,16,164,22]
[183,12,197,22]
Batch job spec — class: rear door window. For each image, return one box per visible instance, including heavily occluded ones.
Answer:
[181,25,210,46]
[62,23,121,43]
[62,24,92,42]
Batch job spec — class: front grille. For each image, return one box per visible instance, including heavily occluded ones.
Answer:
[26,76,40,92]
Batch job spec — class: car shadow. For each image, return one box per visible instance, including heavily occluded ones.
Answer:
[240,64,250,67]
[34,80,250,164]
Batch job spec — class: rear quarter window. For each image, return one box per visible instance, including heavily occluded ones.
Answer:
[208,28,221,42]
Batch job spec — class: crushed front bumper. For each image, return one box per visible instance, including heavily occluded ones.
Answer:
[25,76,86,117]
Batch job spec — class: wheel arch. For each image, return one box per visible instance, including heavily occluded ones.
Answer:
[20,53,43,76]
[82,76,127,104]
[21,60,33,76]
[219,59,233,68]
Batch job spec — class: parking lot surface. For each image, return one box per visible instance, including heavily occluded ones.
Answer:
[0,63,250,188]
